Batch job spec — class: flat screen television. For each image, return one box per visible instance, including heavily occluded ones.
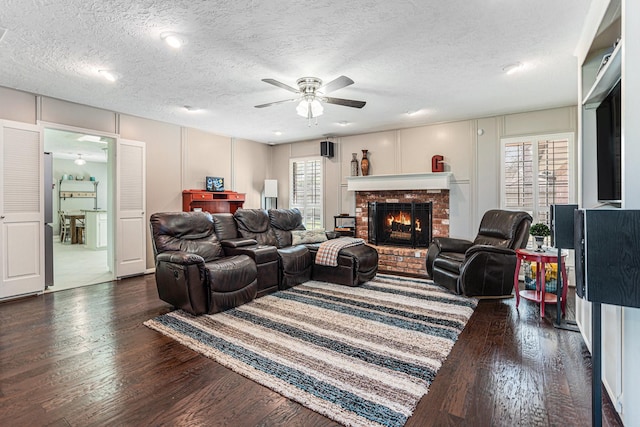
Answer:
[595,79,622,202]
[205,176,224,192]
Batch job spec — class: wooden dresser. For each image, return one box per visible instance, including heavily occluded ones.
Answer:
[182,190,245,214]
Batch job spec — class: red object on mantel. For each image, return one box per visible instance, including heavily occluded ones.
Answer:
[431,155,444,172]
[182,189,245,214]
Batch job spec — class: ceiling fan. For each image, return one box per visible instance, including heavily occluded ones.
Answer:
[255,75,366,124]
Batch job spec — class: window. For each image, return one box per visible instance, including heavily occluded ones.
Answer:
[501,132,574,227]
[290,157,323,229]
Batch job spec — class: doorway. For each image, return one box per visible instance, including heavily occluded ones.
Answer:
[44,127,115,291]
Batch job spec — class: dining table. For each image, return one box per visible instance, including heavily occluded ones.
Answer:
[65,212,86,244]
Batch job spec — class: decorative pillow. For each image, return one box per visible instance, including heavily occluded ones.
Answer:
[291,229,328,245]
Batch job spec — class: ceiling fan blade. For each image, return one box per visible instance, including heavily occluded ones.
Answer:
[323,97,366,108]
[318,75,354,94]
[261,78,299,93]
[254,98,298,108]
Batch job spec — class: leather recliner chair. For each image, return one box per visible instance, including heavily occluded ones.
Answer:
[150,211,258,315]
[425,209,532,297]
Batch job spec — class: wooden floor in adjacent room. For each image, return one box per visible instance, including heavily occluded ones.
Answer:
[0,274,623,427]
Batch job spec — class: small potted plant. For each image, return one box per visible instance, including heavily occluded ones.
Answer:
[529,222,550,252]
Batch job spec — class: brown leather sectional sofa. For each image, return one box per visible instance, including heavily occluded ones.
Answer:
[150,208,378,315]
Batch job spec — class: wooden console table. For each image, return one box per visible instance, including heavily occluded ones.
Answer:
[182,190,245,214]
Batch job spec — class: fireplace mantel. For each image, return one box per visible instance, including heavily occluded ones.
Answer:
[346,172,451,192]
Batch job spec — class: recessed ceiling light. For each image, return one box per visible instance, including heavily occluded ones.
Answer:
[337,121,349,126]
[502,62,524,75]
[78,135,105,143]
[406,110,420,116]
[161,32,187,49]
[183,105,199,112]
[98,69,117,82]
[273,131,283,136]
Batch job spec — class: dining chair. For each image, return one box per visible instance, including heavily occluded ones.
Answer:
[59,211,71,243]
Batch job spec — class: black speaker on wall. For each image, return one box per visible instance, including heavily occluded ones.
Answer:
[550,204,578,249]
[574,209,640,309]
[320,141,334,158]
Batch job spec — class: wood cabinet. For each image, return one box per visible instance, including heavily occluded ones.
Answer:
[182,190,245,214]
[334,215,356,237]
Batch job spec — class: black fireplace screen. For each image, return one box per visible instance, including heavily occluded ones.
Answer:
[368,202,432,248]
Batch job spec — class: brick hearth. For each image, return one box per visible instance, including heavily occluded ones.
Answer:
[355,190,449,277]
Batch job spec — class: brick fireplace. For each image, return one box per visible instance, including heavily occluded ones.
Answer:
[348,173,451,277]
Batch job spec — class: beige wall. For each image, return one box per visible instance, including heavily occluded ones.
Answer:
[233,138,273,209]
[182,128,231,192]
[41,97,117,133]
[0,86,36,124]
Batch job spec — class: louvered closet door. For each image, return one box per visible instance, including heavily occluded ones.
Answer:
[0,121,44,299]
[115,138,146,278]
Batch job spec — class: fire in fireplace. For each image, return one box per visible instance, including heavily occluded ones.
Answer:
[368,202,432,248]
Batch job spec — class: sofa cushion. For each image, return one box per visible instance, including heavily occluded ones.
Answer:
[233,209,278,246]
[291,229,328,245]
[150,212,224,262]
[212,213,239,241]
[269,208,305,248]
[433,251,465,274]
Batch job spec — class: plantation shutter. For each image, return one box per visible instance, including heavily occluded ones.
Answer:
[503,141,534,213]
[502,133,573,227]
[536,139,570,225]
[290,157,323,229]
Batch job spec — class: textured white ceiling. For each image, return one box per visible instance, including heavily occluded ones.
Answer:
[0,1,591,144]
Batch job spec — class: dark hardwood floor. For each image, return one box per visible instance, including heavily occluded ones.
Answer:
[0,275,623,427]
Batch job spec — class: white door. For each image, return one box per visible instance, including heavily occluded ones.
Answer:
[0,121,44,299]
[115,138,146,278]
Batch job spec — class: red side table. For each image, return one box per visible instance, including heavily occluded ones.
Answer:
[514,248,568,317]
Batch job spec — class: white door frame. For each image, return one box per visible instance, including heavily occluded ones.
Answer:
[0,120,44,300]
[40,121,117,283]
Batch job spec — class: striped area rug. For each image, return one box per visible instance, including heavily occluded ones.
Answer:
[144,274,477,427]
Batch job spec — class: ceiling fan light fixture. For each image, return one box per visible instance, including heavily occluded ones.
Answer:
[296,98,323,118]
[74,154,86,165]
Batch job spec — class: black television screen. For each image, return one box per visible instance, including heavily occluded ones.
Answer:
[595,79,622,202]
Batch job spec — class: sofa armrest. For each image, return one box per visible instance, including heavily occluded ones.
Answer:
[465,244,515,257]
[458,247,518,297]
[155,251,208,315]
[157,251,205,266]
[426,237,473,278]
[221,238,259,248]
[325,230,340,240]
[224,244,278,264]
[432,237,473,253]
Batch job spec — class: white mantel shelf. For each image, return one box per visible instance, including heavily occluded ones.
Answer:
[346,172,452,192]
